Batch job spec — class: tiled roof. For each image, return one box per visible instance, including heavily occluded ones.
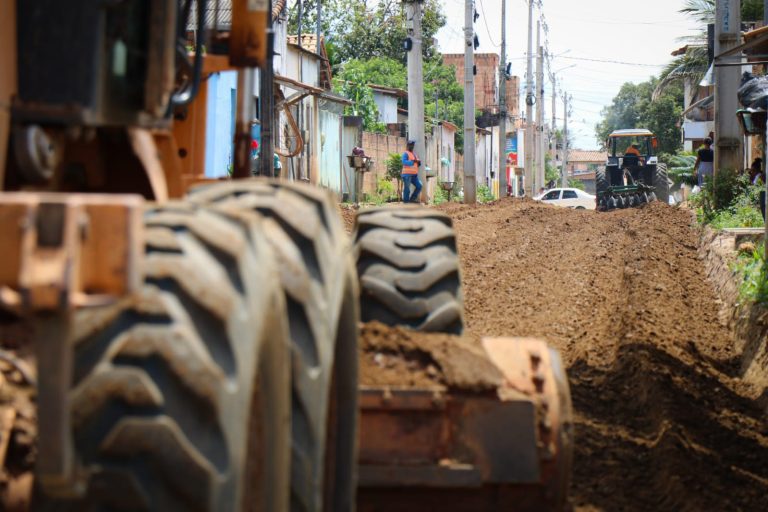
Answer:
[567,150,607,163]
[369,84,408,97]
[287,34,322,53]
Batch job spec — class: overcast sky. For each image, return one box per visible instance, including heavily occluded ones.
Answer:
[436,0,702,149]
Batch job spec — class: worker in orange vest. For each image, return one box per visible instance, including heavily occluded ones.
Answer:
[402,139,422,203]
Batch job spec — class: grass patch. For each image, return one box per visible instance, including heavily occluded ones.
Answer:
[732,243,768,305]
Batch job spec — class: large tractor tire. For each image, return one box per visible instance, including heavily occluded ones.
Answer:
[595,168,609,211]
[653,163,670,205]
[353,205,464,334]
[188,180,359,512]
[36,202,292,511]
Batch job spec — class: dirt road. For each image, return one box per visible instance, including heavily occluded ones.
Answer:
[431,198,768,511]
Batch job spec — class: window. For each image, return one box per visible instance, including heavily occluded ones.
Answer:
[562,190,578,199]
[543,190,560,200]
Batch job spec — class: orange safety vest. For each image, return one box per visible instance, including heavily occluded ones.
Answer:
[402,151,419,175]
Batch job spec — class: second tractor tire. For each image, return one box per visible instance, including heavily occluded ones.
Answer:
[353,205,464,334]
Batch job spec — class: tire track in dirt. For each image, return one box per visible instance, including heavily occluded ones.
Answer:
[438,198,768,511]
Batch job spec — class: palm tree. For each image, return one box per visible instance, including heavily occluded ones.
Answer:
[652,0,713,101]
[654,0,765,100]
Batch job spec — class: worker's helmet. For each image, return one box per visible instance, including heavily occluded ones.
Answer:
[407,139,416,145]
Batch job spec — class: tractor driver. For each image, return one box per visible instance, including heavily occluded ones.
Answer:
[624,143,643,165]
[624,143,641,157]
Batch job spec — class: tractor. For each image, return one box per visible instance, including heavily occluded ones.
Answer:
[597,129,669,211]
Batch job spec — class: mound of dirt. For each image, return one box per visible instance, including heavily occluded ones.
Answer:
[359,321,501,391]
[437,198,768,511]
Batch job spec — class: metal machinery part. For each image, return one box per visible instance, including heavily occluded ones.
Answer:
[355,337,573,512]
[12,126,59,183]
[352,206,573,511]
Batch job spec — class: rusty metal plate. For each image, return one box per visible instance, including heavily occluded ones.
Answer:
[229,0,268,67]
[0,192,144,312]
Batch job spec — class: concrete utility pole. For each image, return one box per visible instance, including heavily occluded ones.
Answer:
[463,0,477,203]
[406,0,427,201]
[258,3,275,178]
[551,72,558,180]
[524,0,535,196]
[562,93,569,188]
[234,69,255,178]
[714,0,743,174]
[498,0,507,198]
[316,0,322,56]
[551,73,556,139]
[536,27,545,190]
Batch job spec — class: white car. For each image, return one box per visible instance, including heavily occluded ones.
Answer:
[534,188,596,210]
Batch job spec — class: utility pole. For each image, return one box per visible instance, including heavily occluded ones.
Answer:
[316,0,322,56]
[551,73,556,139]
[714,0,743,174]
[463,0,477,203]
[551,72,557,173]
[536,25,545,190]
[524,0,534,196]
[406,0,427,201]
[562,92,569,188]
[258,0,275,178]
[498,0,507,198]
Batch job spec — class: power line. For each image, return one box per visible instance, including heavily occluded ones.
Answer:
[477,0,500,47]
[546,13,693,27]
[557,55,664,67]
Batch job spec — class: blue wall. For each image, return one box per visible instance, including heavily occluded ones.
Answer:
[205,71,238,178]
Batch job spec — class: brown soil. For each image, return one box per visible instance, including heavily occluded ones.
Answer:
[338,204,358,233]
[358,321,501,391]
[437,198,768,511]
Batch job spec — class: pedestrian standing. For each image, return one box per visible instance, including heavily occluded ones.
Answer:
[694,138,714,188]
[402,140,422,203]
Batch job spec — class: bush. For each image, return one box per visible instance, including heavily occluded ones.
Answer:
[377,177,395,199]
[733,243,768,305]
[385,153,403,182]
[431,182,448,205]
[691,169,759,225]
[477,184,495,203]
[665,153,697,187]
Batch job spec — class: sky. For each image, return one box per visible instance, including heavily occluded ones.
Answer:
[435,0,702,149]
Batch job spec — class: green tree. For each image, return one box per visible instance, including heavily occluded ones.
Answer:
[595,81,654,144]
[287,0,445,67]
[334,68,386,133]
[334,57,467,152]
[655,0,763,99]
[596,78,683,155]
[336,58,407,91]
